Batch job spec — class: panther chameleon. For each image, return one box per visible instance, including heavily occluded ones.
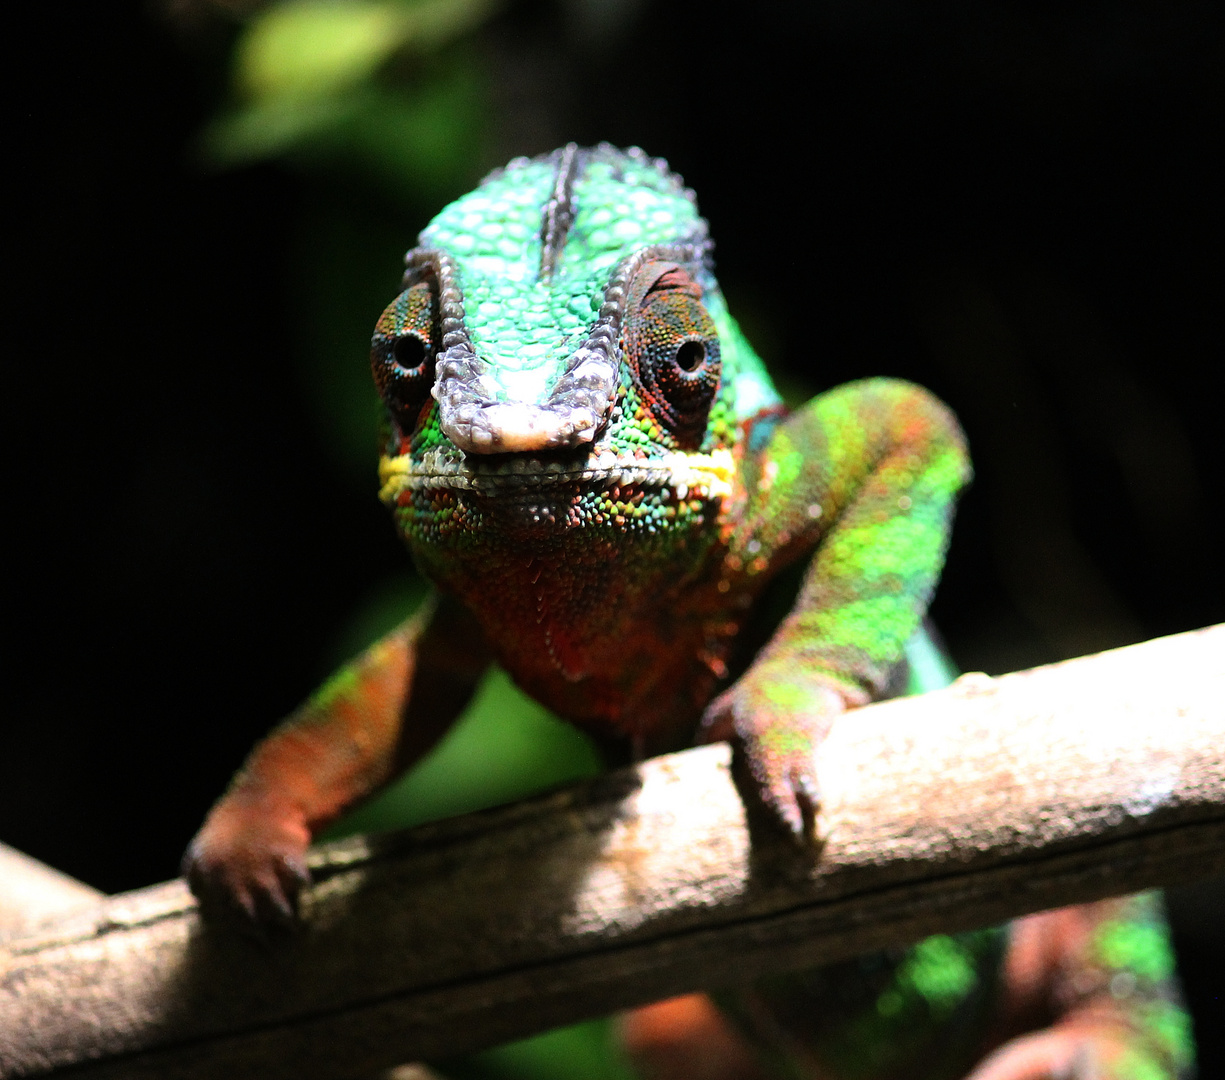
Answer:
[185,144,1193,1080]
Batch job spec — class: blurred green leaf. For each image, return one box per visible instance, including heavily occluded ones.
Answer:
[236,0,496,102]
[202,0,495,197]
[202,92,357,162]
[202,62,486,197]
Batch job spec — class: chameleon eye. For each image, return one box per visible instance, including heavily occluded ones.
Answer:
[624,263,722,447]
[371,282,438,431]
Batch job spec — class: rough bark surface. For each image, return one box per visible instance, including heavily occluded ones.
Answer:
[0,844,104,942]
[2,625,1222,1080]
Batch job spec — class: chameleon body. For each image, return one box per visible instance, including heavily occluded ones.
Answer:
[185,146,1193,1079]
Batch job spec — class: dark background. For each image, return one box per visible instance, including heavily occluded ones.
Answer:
[7,0,1222,1066]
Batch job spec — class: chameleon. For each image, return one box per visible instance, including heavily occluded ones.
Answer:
[184,144,1194,1080]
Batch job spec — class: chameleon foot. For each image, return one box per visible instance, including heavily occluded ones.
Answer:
[182,800,311,930]
[699,663,863,839]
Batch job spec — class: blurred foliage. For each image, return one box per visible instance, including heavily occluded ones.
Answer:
[203,0,494,200]
[235,0,484,97]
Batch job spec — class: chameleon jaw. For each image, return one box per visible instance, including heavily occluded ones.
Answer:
[378,447,736,502]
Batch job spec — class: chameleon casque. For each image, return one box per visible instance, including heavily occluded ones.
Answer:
[185,145,1194,1080]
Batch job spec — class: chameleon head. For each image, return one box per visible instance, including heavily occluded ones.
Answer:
[369,147,778,718]
[371,144,778,556]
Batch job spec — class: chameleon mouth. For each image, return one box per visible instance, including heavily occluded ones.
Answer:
[378,447,735,503]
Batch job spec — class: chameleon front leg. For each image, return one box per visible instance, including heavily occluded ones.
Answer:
[701,378,971,834]
[184,591,492,924]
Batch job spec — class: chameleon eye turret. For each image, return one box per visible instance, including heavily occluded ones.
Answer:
[371,281,438,434]
[624,261,723,448]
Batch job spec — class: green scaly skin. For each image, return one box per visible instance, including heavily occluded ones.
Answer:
[184,146,1194,1079]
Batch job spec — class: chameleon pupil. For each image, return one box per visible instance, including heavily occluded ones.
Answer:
[675,340,706,373]
[393,334,427,373]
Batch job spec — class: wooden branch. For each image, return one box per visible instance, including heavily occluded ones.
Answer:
[3,625,1223,1080]
[0,845,104,942]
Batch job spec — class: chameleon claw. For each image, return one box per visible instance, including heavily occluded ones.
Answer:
[256,854,309,929]
[182,805,312,933]
[792,768,821,838]
[762,769,820,842]
[761,784,805,838]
